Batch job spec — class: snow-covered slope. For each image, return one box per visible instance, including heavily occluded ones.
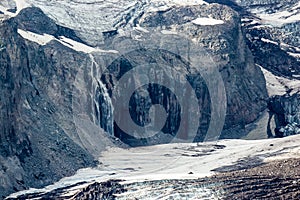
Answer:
[17,29,53,45]
[259,65,300,96]
[1,0,214,45]
[0,0,29,19]
[246,0,300,27]
[7,135,300,199]
[13,0,209,46]
[17,28,120,53]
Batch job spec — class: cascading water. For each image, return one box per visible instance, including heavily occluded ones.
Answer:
[90,54,114,136]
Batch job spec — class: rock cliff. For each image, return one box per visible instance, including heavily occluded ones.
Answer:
[0,0,278,198]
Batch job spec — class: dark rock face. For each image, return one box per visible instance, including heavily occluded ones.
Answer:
[227,0,300,79]
[210,0,300,138]
[14,8,85,44]
[101,49,212,145]
[113,4,268,141]
[0,7,100,198]
[244,24,300,78]
[0,3,270,198]
[268,94,300,137]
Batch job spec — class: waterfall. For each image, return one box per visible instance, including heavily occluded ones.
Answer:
[89,54,114,136]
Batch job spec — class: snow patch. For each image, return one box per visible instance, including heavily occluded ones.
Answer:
[17,29,118,54]
[261,38,278,45]
[0,5,15,17]
[280,42,300,52]
[292,74,300,78]
[288,52,300,58]
[134,25,149,33]
[241,18,252,22]
[191,17,224,26]
[251,24,271,29]
[292,1,300,10]
[17,29,54,45]
[59,38,118,53]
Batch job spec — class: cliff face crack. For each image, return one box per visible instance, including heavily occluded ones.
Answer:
[24,50,40,97]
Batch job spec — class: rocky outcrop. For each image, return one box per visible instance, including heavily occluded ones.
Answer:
[243,22,300,79]
[0,7,114,198]
[106,3,268,142]
[16,1,268,143]
[208,0,300,140]
[232,0,300,79]
[268,94,300,137]
[0,1,270,198]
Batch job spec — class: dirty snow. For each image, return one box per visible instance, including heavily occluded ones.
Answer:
[7,134,300,199]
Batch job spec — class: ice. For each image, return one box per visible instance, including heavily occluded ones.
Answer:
[25,0,141,45]
[20,0,210,45]
[7,135,300,199]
